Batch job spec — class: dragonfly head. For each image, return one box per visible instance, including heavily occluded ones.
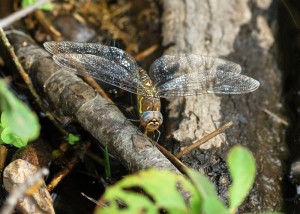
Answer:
[140,111,163,132]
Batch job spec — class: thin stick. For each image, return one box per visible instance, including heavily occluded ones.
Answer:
[154,142,188,173]
[263,108,288,126]
[47,140,91,192]
[34,10,61,40]
[83,76,115,105]
[0,0,51,28]
[81,192,100,205]
[175,121,234,158]
[134,44,159,60]
[0,28,68,136]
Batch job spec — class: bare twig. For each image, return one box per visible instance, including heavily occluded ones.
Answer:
[263,108,288,126]
[0,28,68,136]
[281,0,300,29]
[7,31,180,183]
[134,44,159,60]
[83,76,115,105]
[47,140,91,192]
[175,121,234,158]
[0,0,51,28]
[86,151,105,166]
[34,10,61,40]
[81,192,101,205]
[154,142,188,173]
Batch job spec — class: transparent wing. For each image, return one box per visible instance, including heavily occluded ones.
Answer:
[44,41,138,72]
[155,71,259,97]
[52,53,147,95]
[149,54,259,97]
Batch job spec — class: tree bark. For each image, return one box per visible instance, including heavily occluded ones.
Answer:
[161,0,286,212]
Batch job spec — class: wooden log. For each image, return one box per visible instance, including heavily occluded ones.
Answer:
[5,32,180,175]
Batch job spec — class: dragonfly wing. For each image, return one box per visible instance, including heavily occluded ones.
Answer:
[156,70,260,97]
[53,53,147,95]
[149,54,242,86]
[148,54,258,97]
[44,41,138,72]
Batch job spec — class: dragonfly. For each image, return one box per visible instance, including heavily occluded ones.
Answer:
[44,41,260,134]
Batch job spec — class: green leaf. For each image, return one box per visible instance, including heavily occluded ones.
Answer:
[203,197,229,214]
[104,144,111,179]
[1,128,14,144]
[227,145,256,210]
[95,169,201,214]
[185,168,218,200]
[21,0,53,11]
[1,111,9,127]
[11,136,28,148]
[186,168,224,213]
[0,80,40,141]
[4,106,39,141]
[0,127,28,148]
[68,133,79,145]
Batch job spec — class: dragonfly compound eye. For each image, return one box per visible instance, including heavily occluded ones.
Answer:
[140,111,163,132]
[153,111,163,125]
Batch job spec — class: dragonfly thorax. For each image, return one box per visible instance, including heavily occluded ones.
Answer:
[138,69,154,89]
[140,111,163,132]
[137,68,162,132]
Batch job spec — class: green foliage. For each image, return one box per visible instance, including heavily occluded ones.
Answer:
[0,113,28,148]
[202,197,229,214]
[186,168,218,200]
[227,145,256,211]
[68,133,79,145]
[104,144,111,179]
[0,80,40,147]
[95,169,201,214]
[95,145,282,214]
[186,145,257,214]
[185,168,228,214]
[21,0,53,11]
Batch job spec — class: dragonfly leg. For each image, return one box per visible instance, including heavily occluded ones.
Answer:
[143,129,161,143]
[123,118,140,127]
[154,129,161,143]
[105,102,138,119]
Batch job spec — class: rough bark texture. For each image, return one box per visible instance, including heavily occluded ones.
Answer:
[161,0,286,212]
[6,34,180,175]
[162,0,254,148]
